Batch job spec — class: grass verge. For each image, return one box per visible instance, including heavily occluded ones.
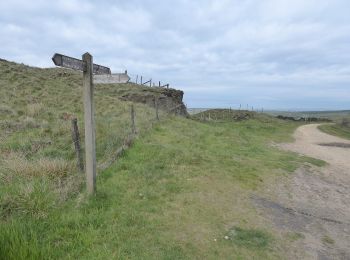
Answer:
[1,115,323,259]
[318,124,350,140]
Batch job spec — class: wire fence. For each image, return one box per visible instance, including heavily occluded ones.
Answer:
[0,97,183,184]
[127,72,170,88]
[76,101,180,173]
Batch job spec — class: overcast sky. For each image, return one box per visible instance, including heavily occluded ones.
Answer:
[1,0,349,110]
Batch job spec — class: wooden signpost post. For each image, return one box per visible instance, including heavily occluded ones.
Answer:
[52,53,111,194]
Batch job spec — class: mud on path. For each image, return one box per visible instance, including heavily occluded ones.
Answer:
[254,124,350,259]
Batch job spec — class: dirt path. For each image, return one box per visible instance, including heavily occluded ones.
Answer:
[255,124,350,259]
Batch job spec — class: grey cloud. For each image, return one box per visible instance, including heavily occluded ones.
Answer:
[0,0,349,110]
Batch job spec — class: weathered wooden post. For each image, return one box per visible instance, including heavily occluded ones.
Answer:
[141,76,143,84]
[82,53,96,194]
[150,79,152,87]
[136,75,138,84]
[71,118,84,172]
[52,52,111,195]
[159,81,161,87]
[130,104,136,134]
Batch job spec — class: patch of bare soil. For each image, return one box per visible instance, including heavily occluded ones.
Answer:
[254,124,350,259]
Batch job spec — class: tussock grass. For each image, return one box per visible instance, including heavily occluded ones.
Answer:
[3,153,73,179]
[26,103,43,117]
[0,178,56,218]
[0,104,16,116]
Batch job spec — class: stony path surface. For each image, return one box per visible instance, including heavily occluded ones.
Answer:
[256,124,350,259]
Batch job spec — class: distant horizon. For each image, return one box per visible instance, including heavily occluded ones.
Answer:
[187,107,350,112]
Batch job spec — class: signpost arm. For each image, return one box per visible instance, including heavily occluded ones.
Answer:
[83,53,96,194]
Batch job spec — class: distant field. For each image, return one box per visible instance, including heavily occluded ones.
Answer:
[187,108,210,115]
[189,108,350,121]
[265,110,350,121]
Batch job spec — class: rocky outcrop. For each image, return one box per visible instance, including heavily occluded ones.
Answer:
[120,87,188,116]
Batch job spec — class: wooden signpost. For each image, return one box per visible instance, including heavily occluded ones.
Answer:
[52,53,111,74]
[52,52,111,194]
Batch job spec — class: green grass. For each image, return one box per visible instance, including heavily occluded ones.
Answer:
[226,227,272,249]
[318,124,350,140]
[0,59,163,220]
[0,59,326,259]
[1,114,323,259]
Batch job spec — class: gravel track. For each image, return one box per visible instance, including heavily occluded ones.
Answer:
[256,124,350,259]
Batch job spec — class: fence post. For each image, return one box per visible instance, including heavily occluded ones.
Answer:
[136,75,138,84]
[71,118,84,172]
[154,98,159,121]
[82,52,96,194]
[130,104,136,134]
[141,76,143,84]
[150,79,152,87]
[159,81,161,87]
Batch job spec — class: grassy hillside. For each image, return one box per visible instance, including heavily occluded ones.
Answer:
[318,123,350,140]
[0,59,165,248]
[0,59,324,259]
